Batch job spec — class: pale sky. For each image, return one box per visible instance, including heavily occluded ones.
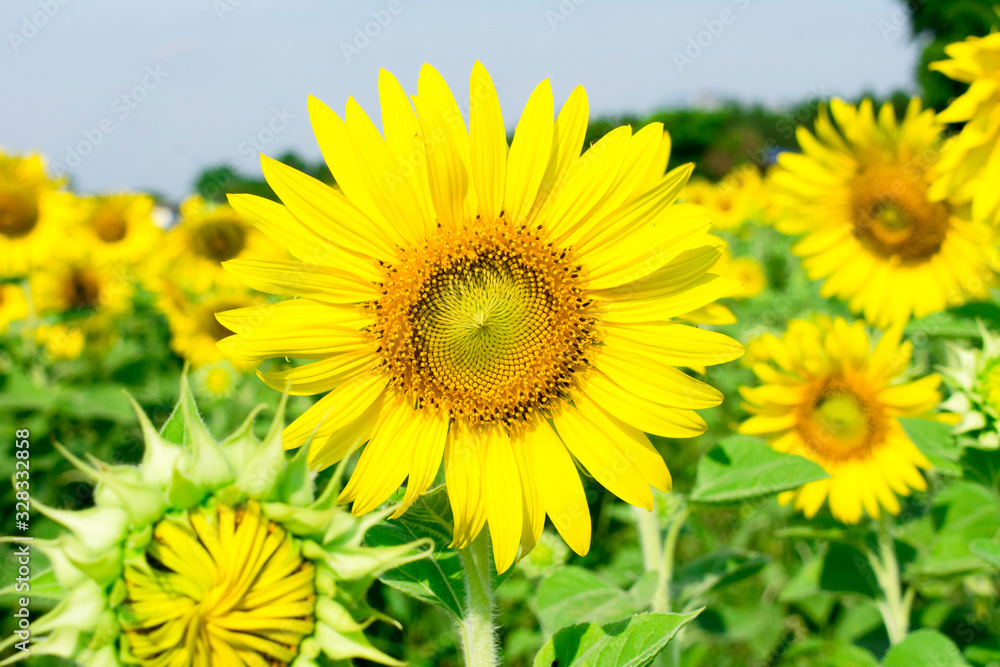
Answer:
[1,0,921,201]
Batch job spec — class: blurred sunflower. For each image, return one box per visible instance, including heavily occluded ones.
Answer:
[158,195,285,291]
[220,63,744,571]
[739,316,952,524]
[0,149,78,277]
[684,165,766,232]
[31,255,133,319]
[76,193,162,265]
[714,248,766,299]
[159,283,264,368]
[33,322,86,361]
[0,282,28,333]
[771,98,1000,328]
[929,32,1000,225]
[3,378,427,667]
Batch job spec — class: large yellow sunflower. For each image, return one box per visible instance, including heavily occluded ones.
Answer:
[929,32,1000,225]
[770,98,1000,328]
[76,192,162,265]
[0,149,78,277]
[218,63,743,572]
[739,316,950,524]
[157,195,285,292]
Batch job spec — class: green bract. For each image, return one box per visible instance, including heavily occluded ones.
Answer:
[0,376,431,666]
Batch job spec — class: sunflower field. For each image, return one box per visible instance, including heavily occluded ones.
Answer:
[3,6,1000,667]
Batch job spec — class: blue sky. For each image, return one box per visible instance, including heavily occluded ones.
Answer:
[1,0,921,200]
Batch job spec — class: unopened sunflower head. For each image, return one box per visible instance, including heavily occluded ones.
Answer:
[0,377,429,667]
[940,322,1000,450]
[216,62,745,573]
[738,316,954,524]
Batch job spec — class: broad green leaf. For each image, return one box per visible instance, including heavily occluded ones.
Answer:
[781,638,879,667]
[899,418,962,475]
[912,482,1000,577]
[533,611,700,667]
[365,488,465,618]
[689,435,828,504]
[819,542,879,599]
[882,629,970,667]
[970,537,1000,570]
[534,567,656,636]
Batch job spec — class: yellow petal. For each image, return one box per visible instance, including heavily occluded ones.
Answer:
[526,418,591,556]
[223,258,377,303]
[503,78,554,222]
[484,428,523,573]
[283,371,388,449]
[469,61,507,220]
[445,421,487,548]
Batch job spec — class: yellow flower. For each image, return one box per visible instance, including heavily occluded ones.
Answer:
[157,195,285,292]
[0,150,78,278]
[30,255,134,318]
[713,246,766,299]
[76,193,162,265]
[219,63,744,572]
[192,360,240,400]
[34,322,85,361]
[159,283,264,369]
[0,282,28,333]
[684,165,766,232]
[929,32,1000,225]
[770,98,1000,328]
[739,316,948,524]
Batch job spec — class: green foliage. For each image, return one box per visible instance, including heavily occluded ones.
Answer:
[689,435,828,504]
[882,629,971,666]
[533,611,700,667]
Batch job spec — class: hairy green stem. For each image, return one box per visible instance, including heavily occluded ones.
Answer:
[634,505,663,574]
[655,505,689,615]
[458,531,498,667]
[868,519,910,645]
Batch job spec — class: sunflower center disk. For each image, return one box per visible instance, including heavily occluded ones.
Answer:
[192,216,247,262]
[0,183,40,239]
[91,208,129,243]
[373,221,596,425]
[796,377,886,461]
[63,268,103,310]
[849,166,949,261]
[121,500,315,667]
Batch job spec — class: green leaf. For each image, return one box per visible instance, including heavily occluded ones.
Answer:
[882,629,970,666]
[534,567,656,636]
[781,638,879,667]
[970,538,1000,570]
[899,418,962,475]
[365,488,465,618]
[819,542,879,599]
[689,435,828,504]
[533,611,700,667]
[912,482,1000,577]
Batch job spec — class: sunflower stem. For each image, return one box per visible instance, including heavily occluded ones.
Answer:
[634,505,663,574]
[656,504,689,615]
[458,531,498,667]
[869,518,910,645]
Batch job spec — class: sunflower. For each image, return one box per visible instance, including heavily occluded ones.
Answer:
[31,255,134,319]
[0,377,427,666]
[33,322,86,361]
[738,316,951,524]
[218,63,743,572]
[929,32,1000,225]
[0,150,78,277]
[0,282,28,333]
[683,165,767,232]
[159,283,264,369]
[770,98,1000,328]
[713,246,766,299]
[76,193,162,265]
[157,195,285,292]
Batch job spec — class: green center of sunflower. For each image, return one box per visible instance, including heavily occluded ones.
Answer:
[192,216,247,263]
[978,358,1000,415]
[91,207,129,243]
[121,500,315,667]
[372,219,596,425]
[0,183,40,239]
[849,166,949,261]
[796,376,887,461]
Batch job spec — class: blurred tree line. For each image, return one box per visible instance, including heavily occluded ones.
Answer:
[191,0,996,203]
